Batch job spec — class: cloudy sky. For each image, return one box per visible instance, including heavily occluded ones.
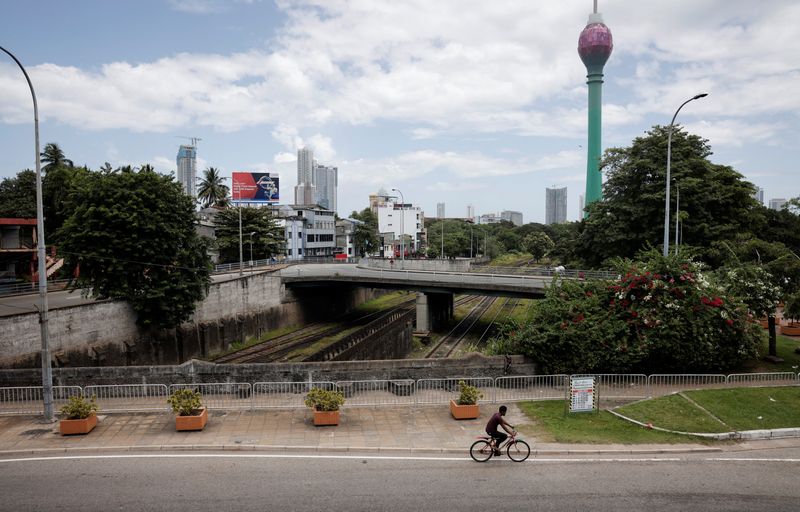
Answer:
[1,0,798,223]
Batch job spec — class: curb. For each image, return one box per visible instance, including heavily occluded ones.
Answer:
[0,443,723,458]
[608,409,800,441]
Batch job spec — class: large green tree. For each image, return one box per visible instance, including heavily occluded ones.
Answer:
[197,167,230,208]
[58,167,212,330]
[0,169,36,218]
[576,126,762,266]
[40,142,73,172]
[522,231,554,262]
[213,206,284,264]
[350,208,380,257]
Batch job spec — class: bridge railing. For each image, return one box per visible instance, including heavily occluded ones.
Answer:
[470,266,617,280]
[1,373,797,415]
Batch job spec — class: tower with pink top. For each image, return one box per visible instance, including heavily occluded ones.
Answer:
[578,1,613,215]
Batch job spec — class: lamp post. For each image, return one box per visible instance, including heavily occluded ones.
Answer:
[238,206,243,275]
[663,93,707,257]
[391,188,404,260]
[249,231,256,269]
[469,224,473,259]
[1,46,54,422]
[440,220,444,259]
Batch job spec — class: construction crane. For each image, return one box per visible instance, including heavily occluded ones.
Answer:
[175,136,202,147]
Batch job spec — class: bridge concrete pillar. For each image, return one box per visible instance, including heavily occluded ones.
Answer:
[415,292,431,332]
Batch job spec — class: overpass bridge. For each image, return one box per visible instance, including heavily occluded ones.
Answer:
[278,263,613,333]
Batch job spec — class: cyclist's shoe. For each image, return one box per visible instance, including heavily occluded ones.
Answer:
[493,449,502,455]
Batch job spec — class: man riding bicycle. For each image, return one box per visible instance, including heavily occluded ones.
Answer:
[485,405,514,455]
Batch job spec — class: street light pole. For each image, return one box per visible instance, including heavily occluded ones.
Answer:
[238,205,243,275]
[391,188,404,261]
[663,93,707,257]
[0,46,54,422]
[441,220,444,259]
[249,231,256,270]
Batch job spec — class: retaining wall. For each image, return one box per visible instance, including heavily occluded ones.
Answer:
[0,354,536,387]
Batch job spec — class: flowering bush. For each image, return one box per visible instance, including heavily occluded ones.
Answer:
[487,250,763,373]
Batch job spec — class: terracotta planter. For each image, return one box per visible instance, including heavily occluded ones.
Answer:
[313,409,340,426]
[450,400,479,420]
[60,414,97,435]
[780,324,800,336]
[175,407,208,431]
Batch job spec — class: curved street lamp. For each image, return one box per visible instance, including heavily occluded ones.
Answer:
[0,46,54,421]
[391,188,405,261]
[662,93,708,257]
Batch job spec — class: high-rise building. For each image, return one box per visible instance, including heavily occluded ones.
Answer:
[314,164,338,212]
[176,144,197,197]
[501,210,523,226]
[752,187,764,205]
[578,3,613,215]
[546,187,568,225]
[769,198,787,211]
[437,202,445,218]
[578,194,585,218]
[294,147,316,205]
[467,205,475,222]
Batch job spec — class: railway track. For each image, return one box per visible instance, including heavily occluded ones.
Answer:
[213,294,416,364]
[476,297,520,345]
[425,296,497,359]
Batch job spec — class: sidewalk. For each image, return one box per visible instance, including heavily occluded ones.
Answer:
[0,403,762,457]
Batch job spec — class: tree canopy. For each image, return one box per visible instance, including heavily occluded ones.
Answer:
[58,167,212,330]
[213,206,284,264]
[197,167,230,208]
[350,208,380,257]
[0,169,36,218]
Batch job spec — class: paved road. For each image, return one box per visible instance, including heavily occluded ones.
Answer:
[0,451,798,511]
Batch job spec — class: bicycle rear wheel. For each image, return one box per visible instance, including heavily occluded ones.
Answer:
[506,439,530,462]
[469,440,493,462]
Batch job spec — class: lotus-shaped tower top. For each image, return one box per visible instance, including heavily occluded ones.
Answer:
[578,13,613,71]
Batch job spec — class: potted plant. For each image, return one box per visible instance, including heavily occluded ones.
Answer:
[781,293,800,336]
[168,388,208,431]
[450,380,482,420]
[304,387,345,426]
[59,395,99,435]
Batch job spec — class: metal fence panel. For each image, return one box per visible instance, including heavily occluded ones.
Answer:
[0,386,82,415]
[494,375,569,402]
[570,374,649,402]
[83,384,170,412]
[333,380,417,407]
[415,377,494,405]
[726,373,799,388]
[252,381,336,409]
[169,383,253,410]
[648,374,727,397]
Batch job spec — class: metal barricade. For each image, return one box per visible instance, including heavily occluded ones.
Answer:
[415,377,494,405]
[647,374,727,397]
[494,375,568,403]
[169,383,253,410]
[570,374,649,404]
[83,384,170,412]
[0,386,82,415]
[726,372,799,388]
[334,380,417,407]
[252,381,336,409]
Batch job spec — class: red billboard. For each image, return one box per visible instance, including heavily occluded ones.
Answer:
[232,172,280,204]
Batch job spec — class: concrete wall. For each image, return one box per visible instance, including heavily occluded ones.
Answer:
[361,257,472,272]
[0,270,386,368]
[0,355,537,387]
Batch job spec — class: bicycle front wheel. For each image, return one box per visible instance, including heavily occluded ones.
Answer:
[506,439,530,462]
[469,440,493,462]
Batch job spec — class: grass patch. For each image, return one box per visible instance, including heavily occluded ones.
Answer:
[748,335,800,372]
[516,400,706,444]
[488,253,533,267]
[616,394,727,433]
[355,291,412,313]
[685,387,800,431]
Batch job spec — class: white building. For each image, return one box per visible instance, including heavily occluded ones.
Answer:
[376,200,425,257]
[467,205,475,222]
[752,187,764,206]
[546,187,567,225]
[294,147,316,205]
[437,202,445,218]
[501,210,523,226]
[769,198,786,211]
[271,204,336,259]
[335,218,361,258]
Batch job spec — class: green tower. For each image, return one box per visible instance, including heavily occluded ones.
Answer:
[578,5,613,216]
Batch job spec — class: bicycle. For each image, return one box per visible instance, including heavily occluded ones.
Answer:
[470,431,531,462]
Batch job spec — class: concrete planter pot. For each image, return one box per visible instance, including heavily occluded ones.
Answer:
[780,324,800,336]
[60,414,97,435]
[313,409,340,426]
[450,400,479,420]
[175,407,208,431]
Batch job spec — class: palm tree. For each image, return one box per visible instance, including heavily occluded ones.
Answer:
[197,167,229,208]
[40,142,73,172]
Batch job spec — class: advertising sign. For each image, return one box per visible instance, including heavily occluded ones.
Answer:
[232,172,280,203]
[569,376,595,413]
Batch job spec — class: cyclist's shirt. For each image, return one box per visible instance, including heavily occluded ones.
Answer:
[485,412,503,435]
